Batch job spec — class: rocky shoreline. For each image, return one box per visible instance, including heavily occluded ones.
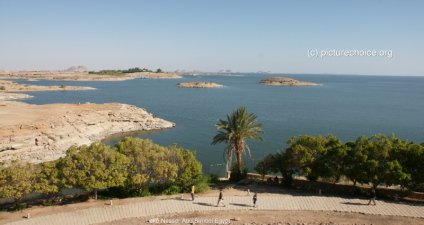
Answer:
[0,101,175,164]
[0,79,96,92]
[259,77,322,86]
[0,92,34,101]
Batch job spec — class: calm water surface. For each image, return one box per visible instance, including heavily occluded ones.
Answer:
[15,74,424,174]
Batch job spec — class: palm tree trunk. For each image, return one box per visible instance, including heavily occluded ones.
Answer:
[236,151,242,175]
[235,138,243,177]
[93,188,98,200]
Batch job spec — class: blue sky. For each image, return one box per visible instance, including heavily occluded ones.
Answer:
[1,0,423,75]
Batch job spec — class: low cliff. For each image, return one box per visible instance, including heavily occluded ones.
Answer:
[0,102,175,163]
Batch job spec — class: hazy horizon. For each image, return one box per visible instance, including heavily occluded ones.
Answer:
[1,1,423,76]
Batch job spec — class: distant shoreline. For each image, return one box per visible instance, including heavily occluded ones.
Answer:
[0,71,181,81]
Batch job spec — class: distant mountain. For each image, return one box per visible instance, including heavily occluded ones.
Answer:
[65,66,89,72]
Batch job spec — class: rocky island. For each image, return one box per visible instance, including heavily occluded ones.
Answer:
[0,101,175,164]
[259,77,322,86]
[176,82,224,88]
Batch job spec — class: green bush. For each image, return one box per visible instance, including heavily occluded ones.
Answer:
[164,185,181,195]
[207,173,219,183]
[12,203,27,212]
[43,201,55,206]
[130,186,151,197]
[229,162,249,182]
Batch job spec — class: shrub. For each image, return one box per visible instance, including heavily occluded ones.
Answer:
[229,162,249,182]
[43,201,55,206]
[164,185,182,195]
[207,173,219,183]
[60,84,66,88]
[0,86,5,90]
[12,203,27,212]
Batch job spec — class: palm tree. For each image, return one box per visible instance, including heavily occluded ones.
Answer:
[211,107,264,178]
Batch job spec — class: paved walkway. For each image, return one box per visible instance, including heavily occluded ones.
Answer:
[5,195,424,225]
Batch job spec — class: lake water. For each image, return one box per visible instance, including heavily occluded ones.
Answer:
[14,74,424,175]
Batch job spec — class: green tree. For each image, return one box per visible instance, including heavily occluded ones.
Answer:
[285,135,328,182]
[211,107,264,179]
[271,150,296,187]
[353,134,410,189]
[343,140,369,194]
[156,68,162,73]
[33,161,60,198]
[0,160,35,206]
[405,143,424,190]
[318,135,348,184]
[115,138,194,192]
[254,154,274,181]
[58,142,129,199]
[169,144,202,186]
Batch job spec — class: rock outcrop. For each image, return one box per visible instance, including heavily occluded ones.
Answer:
[0,102,175,164]
[176,82,224,88]
[0,79,96,92]
[0,92,33,101]
[259,77,321,86]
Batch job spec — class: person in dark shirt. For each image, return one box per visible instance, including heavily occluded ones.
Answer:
[367,189,377,205]
[253,192,258,207]
[217,190,226,207]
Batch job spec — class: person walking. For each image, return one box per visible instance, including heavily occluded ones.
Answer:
[367,189,377,205]
[190,184,195,201]
[253,192,258,207]
[217,190,226,207]
[274,176,279,185]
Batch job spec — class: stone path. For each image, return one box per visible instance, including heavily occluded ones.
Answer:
[5,195,424,225]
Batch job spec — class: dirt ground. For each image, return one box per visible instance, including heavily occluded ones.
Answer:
[102,209,424,225]
[1,184,423,225]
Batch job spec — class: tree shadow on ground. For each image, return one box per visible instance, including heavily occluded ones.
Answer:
[341,202,366,205]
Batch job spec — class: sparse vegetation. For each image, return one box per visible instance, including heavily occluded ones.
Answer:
[88,67,153,75]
